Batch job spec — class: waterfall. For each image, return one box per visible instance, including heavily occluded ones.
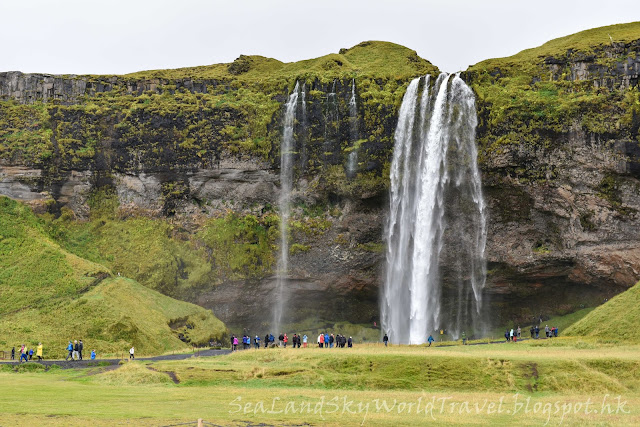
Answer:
[272,81,301,334]
[324,80,339,163]
[381,73,487,345]
[299,83,308,171]
[347,78,359,178]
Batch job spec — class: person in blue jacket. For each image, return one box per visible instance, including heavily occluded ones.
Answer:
[427,335,435,347]
[65,341,74,361]
[324,333,329,348]
[90,350,96,360]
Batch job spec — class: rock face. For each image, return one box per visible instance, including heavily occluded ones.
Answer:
[1,34,639,330]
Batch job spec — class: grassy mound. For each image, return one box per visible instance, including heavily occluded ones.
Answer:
[565,281,640,342]
[0,196,227,357]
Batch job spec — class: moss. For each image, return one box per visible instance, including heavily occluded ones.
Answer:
[289,243,310,254]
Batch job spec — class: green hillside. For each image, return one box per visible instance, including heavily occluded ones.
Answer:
[0,196,227,357]
[466,21,640,183]
[564,281,640,342]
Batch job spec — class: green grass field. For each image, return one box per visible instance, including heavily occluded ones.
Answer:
[1,340,639,425]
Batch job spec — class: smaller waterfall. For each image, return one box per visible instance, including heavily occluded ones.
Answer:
[347,79,359,178]
[272,82,300,334]
[300,83,308,172]
[324,80,339,164]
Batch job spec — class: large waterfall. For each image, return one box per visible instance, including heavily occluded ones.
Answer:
[381,73,487,345]
[272,82,301,334]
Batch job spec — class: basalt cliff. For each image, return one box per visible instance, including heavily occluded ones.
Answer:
[1,23,639,332]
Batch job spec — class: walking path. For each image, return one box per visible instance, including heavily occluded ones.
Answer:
[0,348,231,369]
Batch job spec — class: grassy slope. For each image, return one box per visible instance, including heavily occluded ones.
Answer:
[565,281,640,342]
[0,196,226,357]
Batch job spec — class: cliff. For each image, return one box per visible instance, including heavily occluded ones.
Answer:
[1,25,640,331]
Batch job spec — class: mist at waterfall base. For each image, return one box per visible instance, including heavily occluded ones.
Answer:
[382,73,488,345]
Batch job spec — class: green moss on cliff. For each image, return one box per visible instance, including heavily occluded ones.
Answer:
[467,22,640,183]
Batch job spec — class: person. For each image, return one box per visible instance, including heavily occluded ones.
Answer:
[65,341,73,361]
[232,336,238,351]
[230,335,235,350]
[20,344,28,363]
[535,325,540,339]
[318,333,324,348]
[264,334,270,348]
[427,335,434,347]
[324,333,329,348]
[347,336,353,348]
[383,333,389,347]
[90,350,96,360]
[283,333,288,348]
[517,326,521,339]
[73,340,79,361]
[129,346,135,359]
[11,347,15,360]
[269,334,275,347]
[28,348,34,360]
[278,333,284,347]
[461,331,467,345]
[545,325,550,338]
[302,334,308,348]
[36,343,43,361]
[505,329,509,342]
[329,334,335,348]
[530,326,535,338]
[78,339,84,360]
[509,329,514,342]
[254,335,260,349]
[554,327,559,337]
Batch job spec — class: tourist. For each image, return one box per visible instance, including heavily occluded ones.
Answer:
[79,339,84,360]
[428,335,434,346]
[318,333,324,348]
[517,326,521,338]
[36,342,43,361]
[269,334,275,347]
[283,333,288,348]
[91,350,96,360]
[554,327,559,337]
[20,344,28,363]
[129,346,135,359]
[383,333,389,347]
[65,341,73,361]
[509,329,514,342]
[73,340,79,360]
[462,331,467,345]
[278,333,284,347]
[232,336,238,351]
[545,325,550,338]
[11,347,15,360]
[329,334,335,348]
[324,333,329,348]
[264,333,270,348]
[535,325,540,339]
[254,335,260,349]
[505,329,509,342]
[347,336,353,348]
[28,348,34,360]
[530,326,534,338]
[302,334,308,348]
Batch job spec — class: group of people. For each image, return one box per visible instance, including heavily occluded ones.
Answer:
[503,324,559,341]
[229,332,354,351]
[317,333,352,348]
[65,340,94,361]
[11,343,43,362]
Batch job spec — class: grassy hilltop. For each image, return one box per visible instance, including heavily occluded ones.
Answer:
[0,196,226,357]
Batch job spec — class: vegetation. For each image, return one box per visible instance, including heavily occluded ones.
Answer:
[1,341,640,424]
[466,21,640,183]
[565,281,640,342]
[0,196,226,357]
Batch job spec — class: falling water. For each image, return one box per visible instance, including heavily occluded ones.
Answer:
[347,79,359,178]
[272,81,300,333]
[324,80,339,163]
[381,73,487,345]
